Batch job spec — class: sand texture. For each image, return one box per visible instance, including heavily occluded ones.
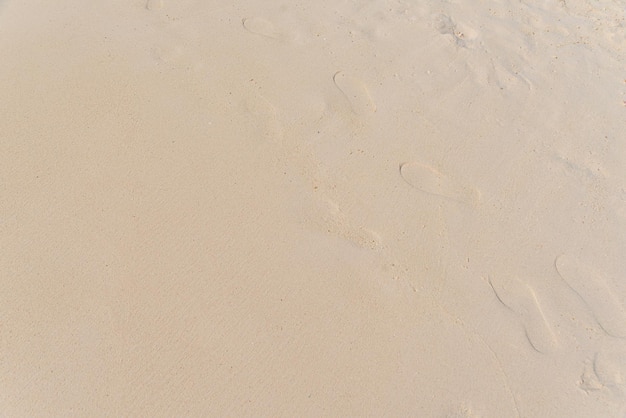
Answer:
[1,0,625,416]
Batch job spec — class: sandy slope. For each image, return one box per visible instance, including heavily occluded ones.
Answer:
[1,0,625,416]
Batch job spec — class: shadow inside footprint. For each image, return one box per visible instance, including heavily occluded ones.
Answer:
[146,0,163,11]
[399,162,479,205]
[434,14,478,48]
[242,17,281,39]
[556,255,626,338]
[306,197,381,250]
[593,347,626,394]
[333,71,376,115]
[489,275,559,353]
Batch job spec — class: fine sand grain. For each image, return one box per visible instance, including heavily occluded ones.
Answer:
[1,0,625,416]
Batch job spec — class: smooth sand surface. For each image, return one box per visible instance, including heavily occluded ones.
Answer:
[1,0,625,416]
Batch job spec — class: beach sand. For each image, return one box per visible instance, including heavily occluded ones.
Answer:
[1,0,625,416]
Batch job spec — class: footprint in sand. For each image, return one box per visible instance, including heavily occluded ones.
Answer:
[145,0,163,11]
[242,17,282,39]
[434,14,478,48]
[399,162,479,205]
[593,347,626,394]
[445,404,481,418]
[579,359,604,392]
[489,276,559,353]
[333,71,376,116]
[151,43,184,65]
[307,198,381,250]
[555,255,626,338]
[580,347,626,395]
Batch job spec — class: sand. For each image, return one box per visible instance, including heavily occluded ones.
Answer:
[1,0,625,416]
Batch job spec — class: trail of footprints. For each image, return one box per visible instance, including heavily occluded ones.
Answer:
[241,29,626,410]
[239,22,625,372]
[487,254,626,402]
[241,66,481,245]
[234,48,384,249]
[241,80,380,251]
[488,254,626,354]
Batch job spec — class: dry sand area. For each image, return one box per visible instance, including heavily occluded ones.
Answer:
[1,0,626,416]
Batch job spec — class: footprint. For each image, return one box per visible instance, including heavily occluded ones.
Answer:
[579,359,604,392]
[333,71,376,115]
[552,153,606,183]
[489,276,559,353]
[580,347,626,395]
[593,347,626,394]
[399,162,479,205]
[445,404,480,417]
[486,59,533,92]
[555,255,626,338]
[150,43,183,65]
[242,17,281,39]
[145,0,163,11]
[307,198,381,250]
[434,14,478,48]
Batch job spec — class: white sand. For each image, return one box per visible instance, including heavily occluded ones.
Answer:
[1,0,625,416]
